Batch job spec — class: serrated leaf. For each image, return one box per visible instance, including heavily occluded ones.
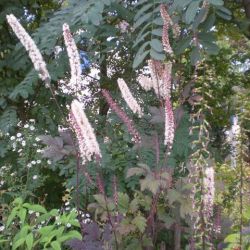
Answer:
[127,167,146,178]
[132,215,147,233]
[93,194,106,208]
[140,176,159,194]
[118,193,130,213]
[130,199,139,213]
[168,189,181,205]
[0,107,17,133]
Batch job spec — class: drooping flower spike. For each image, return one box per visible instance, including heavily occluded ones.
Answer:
[6,14,50,86]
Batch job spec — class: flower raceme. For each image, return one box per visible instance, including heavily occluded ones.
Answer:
[164,97,175,147]
[6,14,50,86]
[63,23,83,94]
[102,89,141,143]
[203,166,215,220]
[69,100,101,164]
[117,78,143,118]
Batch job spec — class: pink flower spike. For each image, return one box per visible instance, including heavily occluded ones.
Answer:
[164,97,175,147]
[102,89,141,143]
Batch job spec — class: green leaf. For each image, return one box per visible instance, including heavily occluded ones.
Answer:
[57,230,82,243]
[200,13,216,30]
[130,199,139,213]
[190,46,201,65]
[18,208,27,225]
[25,233,34,250]
[132,215,147,233]
[151,28,162,36]
[24,204,47,214]
[118,193,130,213]
[208,0,224,6]
[133,49,149,68]
[134,3,153,21]
[174,36,192,55]
[150,39,163,52]
[168,189,181,205]
[140,176,159,194]
[6,207,18,227]
[224,233,239,243]
[127,167,146,178]
[0,107,17,133]
[150,49,165,61]
[185,1,201,24]
[193,6,209,29]
[93,194,106,207]
[51,241,61,250]
[201,41,219,55]
[134,12,152,29]
[173,0,192,8]
[12,238,25,250]
[216,9,231,20]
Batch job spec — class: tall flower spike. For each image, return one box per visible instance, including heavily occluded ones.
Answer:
[102,89,141,143]
[138,75,154,91]
[69,100,101,164]
[6,14,50,86]
[117,78,143,117]
[164,97,175,147]
[148,60,172,99]
[160,4,173,55]
[63,23,82,94]
[203,166,215,220]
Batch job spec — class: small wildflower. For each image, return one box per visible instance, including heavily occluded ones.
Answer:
[36,160,41,164]
[30,126,35,131]
[66,223,71,228]
[10,136,15,141]
[35,137,41,142]
[16,133,22,138]
[27,163,32,168]
[47,160,52,165]
[31,161,36,165]
[33,175,38,180]
[24,124,29,128]
[21,141,26,146]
